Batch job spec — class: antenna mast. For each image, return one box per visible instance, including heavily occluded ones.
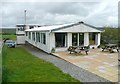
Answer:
[24,10,27,25]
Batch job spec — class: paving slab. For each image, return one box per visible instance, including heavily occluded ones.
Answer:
[53,48,118,82]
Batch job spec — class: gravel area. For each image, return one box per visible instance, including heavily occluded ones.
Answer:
[22,43,111,83]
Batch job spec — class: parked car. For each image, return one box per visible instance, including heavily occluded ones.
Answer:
[4,40,16,48]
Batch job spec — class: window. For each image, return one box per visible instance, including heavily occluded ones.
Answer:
[43,33,46,44]
[38,32,40,42]
[32,32,35,41]
[39,33,46,44]
[79,33,84,45]
[30,26,34,29]
[17,27,24,31]
[36,32,40,42]
[72,33,78,46]
[72,33,84,46]
[39,33,41,43]
[55,33,67,47]
[40,33,42,43]
[89,33,96,45]
[29,32,31,39]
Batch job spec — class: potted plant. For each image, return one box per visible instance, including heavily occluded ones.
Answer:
[51,48,55,53]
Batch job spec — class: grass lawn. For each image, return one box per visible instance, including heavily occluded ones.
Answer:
[2,34,16,41]
[0,52,1,83]
[2,46,79,82]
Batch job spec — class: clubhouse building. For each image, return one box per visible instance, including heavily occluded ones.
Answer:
[16,21,102,53]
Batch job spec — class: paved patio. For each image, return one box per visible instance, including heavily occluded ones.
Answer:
[52,48,118,82]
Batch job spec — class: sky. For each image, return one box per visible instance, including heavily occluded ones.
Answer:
[0,0,119,28]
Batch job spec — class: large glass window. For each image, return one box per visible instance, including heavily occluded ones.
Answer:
[55,33,67,47]
[72,33,78,46]
[72,33,84,46]
[79,33,84,45]
[89,33,96,45]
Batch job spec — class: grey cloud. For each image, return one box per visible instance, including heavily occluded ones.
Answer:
[41,3,89,16]
[1,1,119,27]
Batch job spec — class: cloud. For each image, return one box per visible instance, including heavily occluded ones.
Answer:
[1,0,119,27]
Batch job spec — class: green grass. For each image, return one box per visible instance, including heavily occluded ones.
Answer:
[2,46,79,82]
[2,34,16,41]
[0,52,2,83]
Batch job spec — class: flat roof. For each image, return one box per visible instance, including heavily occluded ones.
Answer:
[16,24,40,26]
[25,23,74,32]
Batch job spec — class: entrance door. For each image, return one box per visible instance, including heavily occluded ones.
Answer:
[72,33,78,46]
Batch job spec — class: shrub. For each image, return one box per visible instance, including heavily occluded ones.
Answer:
[51,48,55,53]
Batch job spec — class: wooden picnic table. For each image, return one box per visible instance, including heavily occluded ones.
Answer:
[68,45,89,55]
[102,44,119,53]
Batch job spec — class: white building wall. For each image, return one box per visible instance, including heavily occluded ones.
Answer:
[55,47,68,52]
[49,33,55,52]
[84,32,89,46]
[97,33,101,46]
[16,30,25,44]
[17,35,25,44]
[25,25,29,30]
[67,33,72,47]
[95,33,101,46]
[25,31,50,53]
[46,32,51,53]
[25,31,101,53]
[77,33,79,46]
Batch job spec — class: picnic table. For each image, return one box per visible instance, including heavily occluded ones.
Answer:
[68,45,89,55]
[102,44,119,53]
